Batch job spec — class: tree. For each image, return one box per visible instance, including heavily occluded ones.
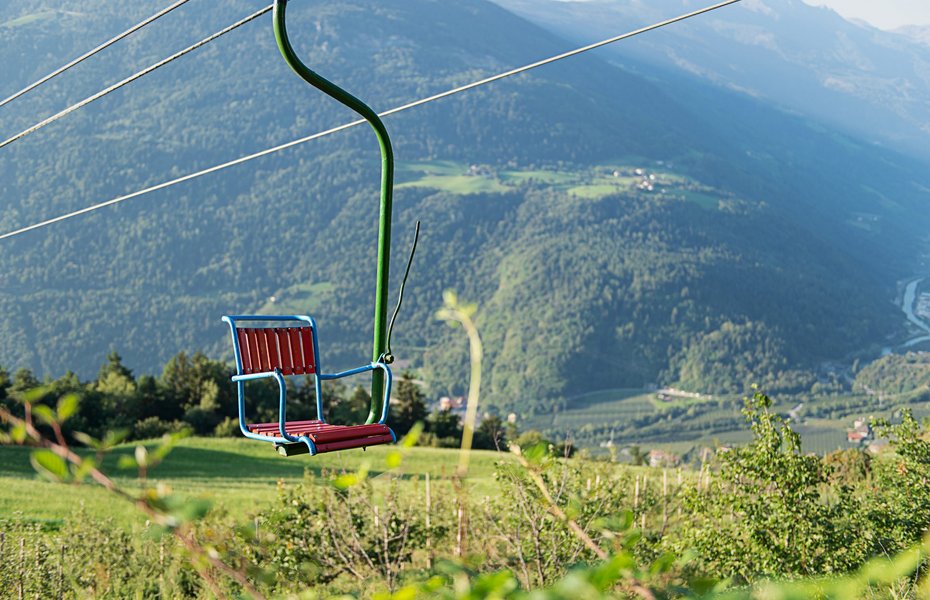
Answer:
[161,351,235,426]
[391,373,428,436]
[323,384,369,425]
[97,351,133,383]
[473,414,507,450]
[628,445,647,466]
[427,410,462,444]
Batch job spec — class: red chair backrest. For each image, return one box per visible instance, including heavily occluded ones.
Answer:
[236,327,316,375]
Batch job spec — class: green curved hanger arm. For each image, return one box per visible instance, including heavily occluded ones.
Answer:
[273,0,393,424]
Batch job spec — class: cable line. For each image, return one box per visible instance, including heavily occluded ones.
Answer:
[0,0,195,110]
[0,4,273,151]
[0,0,740,241]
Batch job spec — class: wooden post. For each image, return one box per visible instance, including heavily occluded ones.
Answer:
[662,468,669,528]
[57,545,65,600]
[35,541,41,600]
[18,537,25,600]
[455,504,464,558]
[425,473,433,569]
[634,476,640,509]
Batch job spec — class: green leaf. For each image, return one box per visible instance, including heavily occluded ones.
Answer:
[170,498,212,523]
[56,394,79,422]
[18,386,49,404]
[385,451,403,469]
[401,422,423,448]
[649,551,677,575]
[73,431,101,449]
[117,455,137,470]
[70,456,96,483]
[565,496,583,521]
[151,429,191,464]
[523,441,549,464]
[31,449,69,482]
[334,473,360,489]
[442,290,458,307]
[102,429,129,449]
[32,405,55,425]
[11,423,27,444]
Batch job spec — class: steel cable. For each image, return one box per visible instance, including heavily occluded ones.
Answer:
[0,0,196,110]
[0,4,273,150]
[0,0,741,241]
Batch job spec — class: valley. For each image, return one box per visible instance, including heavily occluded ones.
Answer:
[1,0,929,446]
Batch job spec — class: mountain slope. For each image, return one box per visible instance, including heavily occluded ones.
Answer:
[0,0,927,413]
[493,0,930,162]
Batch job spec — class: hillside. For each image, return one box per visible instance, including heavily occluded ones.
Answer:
[494,0,930,162]
[1,0,928,414]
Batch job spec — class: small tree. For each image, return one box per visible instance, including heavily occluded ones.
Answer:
[426,410,463,446]
[391,373,428,436]
[474,414,507,450]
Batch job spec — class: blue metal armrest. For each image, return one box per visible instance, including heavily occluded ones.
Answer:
[230,369,296,442]
[319,362,393,424]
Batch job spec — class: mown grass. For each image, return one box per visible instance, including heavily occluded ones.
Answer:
[1,10,57,28]
[0,438,513,528]
[397,174,508,194]
[395,160,707,201]
[256,281,335,314]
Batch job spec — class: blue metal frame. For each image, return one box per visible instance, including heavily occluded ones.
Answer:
[221,314,394,455]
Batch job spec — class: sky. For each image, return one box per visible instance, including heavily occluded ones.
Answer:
[803,0,930,30]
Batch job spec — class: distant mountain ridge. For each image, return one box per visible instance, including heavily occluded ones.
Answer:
[493,0,930,162]
[0,0,927,414]
[896,24,930,47]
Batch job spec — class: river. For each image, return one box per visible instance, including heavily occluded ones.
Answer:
[901,277,930,348]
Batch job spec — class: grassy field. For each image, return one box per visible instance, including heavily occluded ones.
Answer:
[1,10,56,28]
[256,281,335,314]
[395,160,714,202]
[0,438,513,528]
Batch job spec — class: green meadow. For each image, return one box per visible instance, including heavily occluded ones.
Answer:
[395,160,709,201]
[0,438,512,528]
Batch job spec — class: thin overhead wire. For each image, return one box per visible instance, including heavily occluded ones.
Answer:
[0,0,741,241]
[0,0,196,110]
[0,4,273,151]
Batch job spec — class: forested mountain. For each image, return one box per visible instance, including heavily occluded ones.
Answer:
[0,0,928,414]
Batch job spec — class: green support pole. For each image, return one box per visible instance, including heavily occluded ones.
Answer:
[273,0,392,423]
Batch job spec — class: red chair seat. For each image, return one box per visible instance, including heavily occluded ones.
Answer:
[247,420,394,453]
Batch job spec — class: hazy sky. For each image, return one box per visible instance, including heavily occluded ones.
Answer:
[803,0,930,30]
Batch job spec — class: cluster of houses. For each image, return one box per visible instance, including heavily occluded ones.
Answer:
[466,164,495,178]
[607,167,661,192]
[655,387,711,403]
[846,418,889,454]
